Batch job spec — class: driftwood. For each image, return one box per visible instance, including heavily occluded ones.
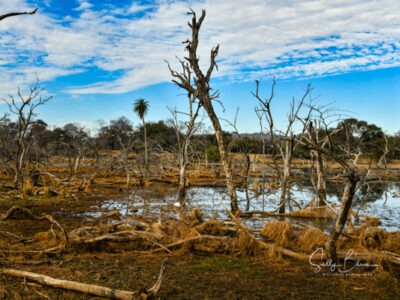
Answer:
[0,258,167,299]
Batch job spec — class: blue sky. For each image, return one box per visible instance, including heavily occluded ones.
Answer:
[0,0,399,134]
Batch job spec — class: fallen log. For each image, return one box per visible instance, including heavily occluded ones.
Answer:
[0,258,167,299]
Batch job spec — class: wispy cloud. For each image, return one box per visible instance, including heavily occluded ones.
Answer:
[1,0,399,96]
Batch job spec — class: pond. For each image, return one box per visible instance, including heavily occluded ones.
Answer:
[88,180,400,232]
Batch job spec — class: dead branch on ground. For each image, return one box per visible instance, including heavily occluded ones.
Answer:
[0,258,167,299]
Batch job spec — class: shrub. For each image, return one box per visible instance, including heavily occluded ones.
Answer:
[205,145,220,162]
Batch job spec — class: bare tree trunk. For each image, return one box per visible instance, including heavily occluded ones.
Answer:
[243,154,251,211]
[308,121,327,206]
[14,143,27,189]
[73,151,82,175]
[377,134,389,168]
[206,106,239,213]
[14,121,31,190]
[325,171,358,264]
[143,119,148,169]
[278,140,293,213]
[178,149,187,203]
[315,150,327,206]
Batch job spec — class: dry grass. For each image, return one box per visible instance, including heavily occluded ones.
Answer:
[261,221,294,246]
[297,227,327,252]
[284,206,337,219]
[238,230,263,256]
[360,228,400,253]
[32,230,60,248]
[22,180,34,196]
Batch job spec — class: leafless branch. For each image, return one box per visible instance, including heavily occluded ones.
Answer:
[0,8,37,22]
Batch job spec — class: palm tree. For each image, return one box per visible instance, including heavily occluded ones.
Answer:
[133,98,150,168]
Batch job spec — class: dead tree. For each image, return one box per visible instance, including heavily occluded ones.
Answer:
[307,120,327,206]
[115,134,135,188]
[225,108,255,211]
[62,123,89,177]
[253,80,313,213]
[377,134,389,168]
[302,117,363,264]
[166,9,239,213]
[255,108,267,155]
[0,8,37,22]
[3,79,52,190]
[168,97,202,205]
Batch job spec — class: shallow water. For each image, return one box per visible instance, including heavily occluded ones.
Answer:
[88,180,400,232]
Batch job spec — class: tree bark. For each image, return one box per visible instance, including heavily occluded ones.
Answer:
[325,172,358,264]
[278,139,293,213]
[315,150,327,206]
[178,147,187,204]
[204,102,239,213]
[308,122,327,206]
[143,118,148,169]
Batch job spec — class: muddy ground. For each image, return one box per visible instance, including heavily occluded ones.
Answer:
[0,160,399,299]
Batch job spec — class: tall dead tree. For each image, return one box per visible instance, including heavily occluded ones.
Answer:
[1,8,40,189]
[167,9,239,213]
[3,80,52,190]
[253,80,313,213]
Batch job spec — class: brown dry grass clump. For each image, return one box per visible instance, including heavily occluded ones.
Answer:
[360,228,400,253]
[261,221,294,246]
[31,230,60,248]
[261,221,330,253]
[238,230,266,256]
[22,179,34,196]
[284,206,336,219]
[297,227,327,252]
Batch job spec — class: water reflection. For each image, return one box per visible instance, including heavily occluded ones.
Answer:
[89,181,399,233]
[181,180,400,232]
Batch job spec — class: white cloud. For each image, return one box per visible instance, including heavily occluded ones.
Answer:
[75,1,92,11]
[0,0,399,96]
[128,3,155,14]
